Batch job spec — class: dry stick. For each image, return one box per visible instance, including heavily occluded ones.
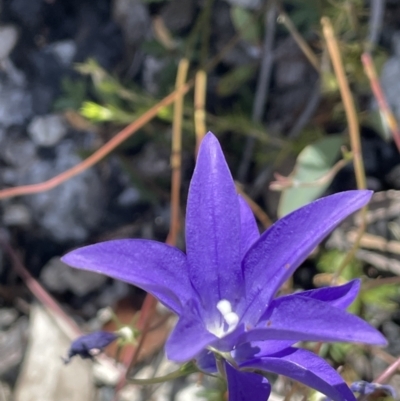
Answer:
[235,184,272,228]
[322,17,366,190]
[361,52,400,152]
[0,82,191,200]
[278,7,320,72]
[374,356,400,385]
[194,70,207,155]
[0,236,82,339]
[167,58,190,245]
[321,17,369,283]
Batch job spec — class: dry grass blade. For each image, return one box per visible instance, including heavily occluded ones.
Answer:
[167,58,190,245]
[194,70,207,155]
[321,17,368,282]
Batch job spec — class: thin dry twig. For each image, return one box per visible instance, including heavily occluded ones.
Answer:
[0,234,81,339]
[235,184,272,228]
[321,17,368,282]
[0,83,191,200]
[167,58,190,245]
[361,52,400,152]
[194,70,207,155]
[278,7,320,72]
[322,17,366,190]
[270,158,349,191]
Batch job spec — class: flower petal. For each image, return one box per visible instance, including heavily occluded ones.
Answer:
[64,331,118,363]
[233,340,296,363]
[225,362,271,401]
[238,195,260,257]
[277,279,360,310]
[240,190,372,323]
[186,133,242,310]
[238,296,386,345]
[195,350,217,373]
[241,347,356,401]
[62,240,191,315]
[165,300,218,362]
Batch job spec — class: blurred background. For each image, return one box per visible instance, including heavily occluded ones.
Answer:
[1,0,400,400]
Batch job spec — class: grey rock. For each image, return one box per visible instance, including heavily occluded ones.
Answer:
[0,317,28,379]
[0,132,37,168]
[21,141,106,242]
[27,114,68,147]
[0,308,18,330]
[96,281,129,309]
[47,40,77,67]
[161,0,195,32]
[0,25,18,60]
[41,257,107,296]
[142,55,168,95]
[9,0,42,28]
[2,204,31,226]
[113,0,150,47]
[135,141,170,178]
[0,80,32,128]
[117,186,141,207]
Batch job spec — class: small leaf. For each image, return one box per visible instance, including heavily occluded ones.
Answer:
[230,6,260,44]
[278,135,344,217]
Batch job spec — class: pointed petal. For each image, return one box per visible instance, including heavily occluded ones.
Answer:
[165,300,218,362]
[238,296,386,345]
[195,350,217,374]
[234,340,296,363]
[186,133,242,309]
[241,348,356,401]
[278,280,360,311]
[62,240,191,315]
[241,190,372,323]
[238,195,260,257]
[225,362,271,401]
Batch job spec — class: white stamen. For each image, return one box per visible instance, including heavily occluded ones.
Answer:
[217,299,232,315]
[224,312,239,327]
[210,299,239,338]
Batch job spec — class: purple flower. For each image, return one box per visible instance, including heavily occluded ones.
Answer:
[350,381,396,398]
[62,132,386,401]
[63,331,118,364]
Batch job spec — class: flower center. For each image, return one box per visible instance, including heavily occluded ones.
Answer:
[209,299,239,338]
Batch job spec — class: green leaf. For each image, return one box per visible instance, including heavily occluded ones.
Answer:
[278,135,344,217]
[217,65,257,97]
[230,6,260,44]
[361,284,400,311]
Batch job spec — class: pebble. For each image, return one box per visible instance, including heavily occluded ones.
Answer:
[0,80,32,127]
[113,0,150,47]
[40,257,107,297]
[27,114,68,147]
[2,204,31,226]
[21,140,106,242]
[47,40,77,67]
[0,25,18,60]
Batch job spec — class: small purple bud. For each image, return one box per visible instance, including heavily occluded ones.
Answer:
[350,381,396,398]
[63,331,118,364]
